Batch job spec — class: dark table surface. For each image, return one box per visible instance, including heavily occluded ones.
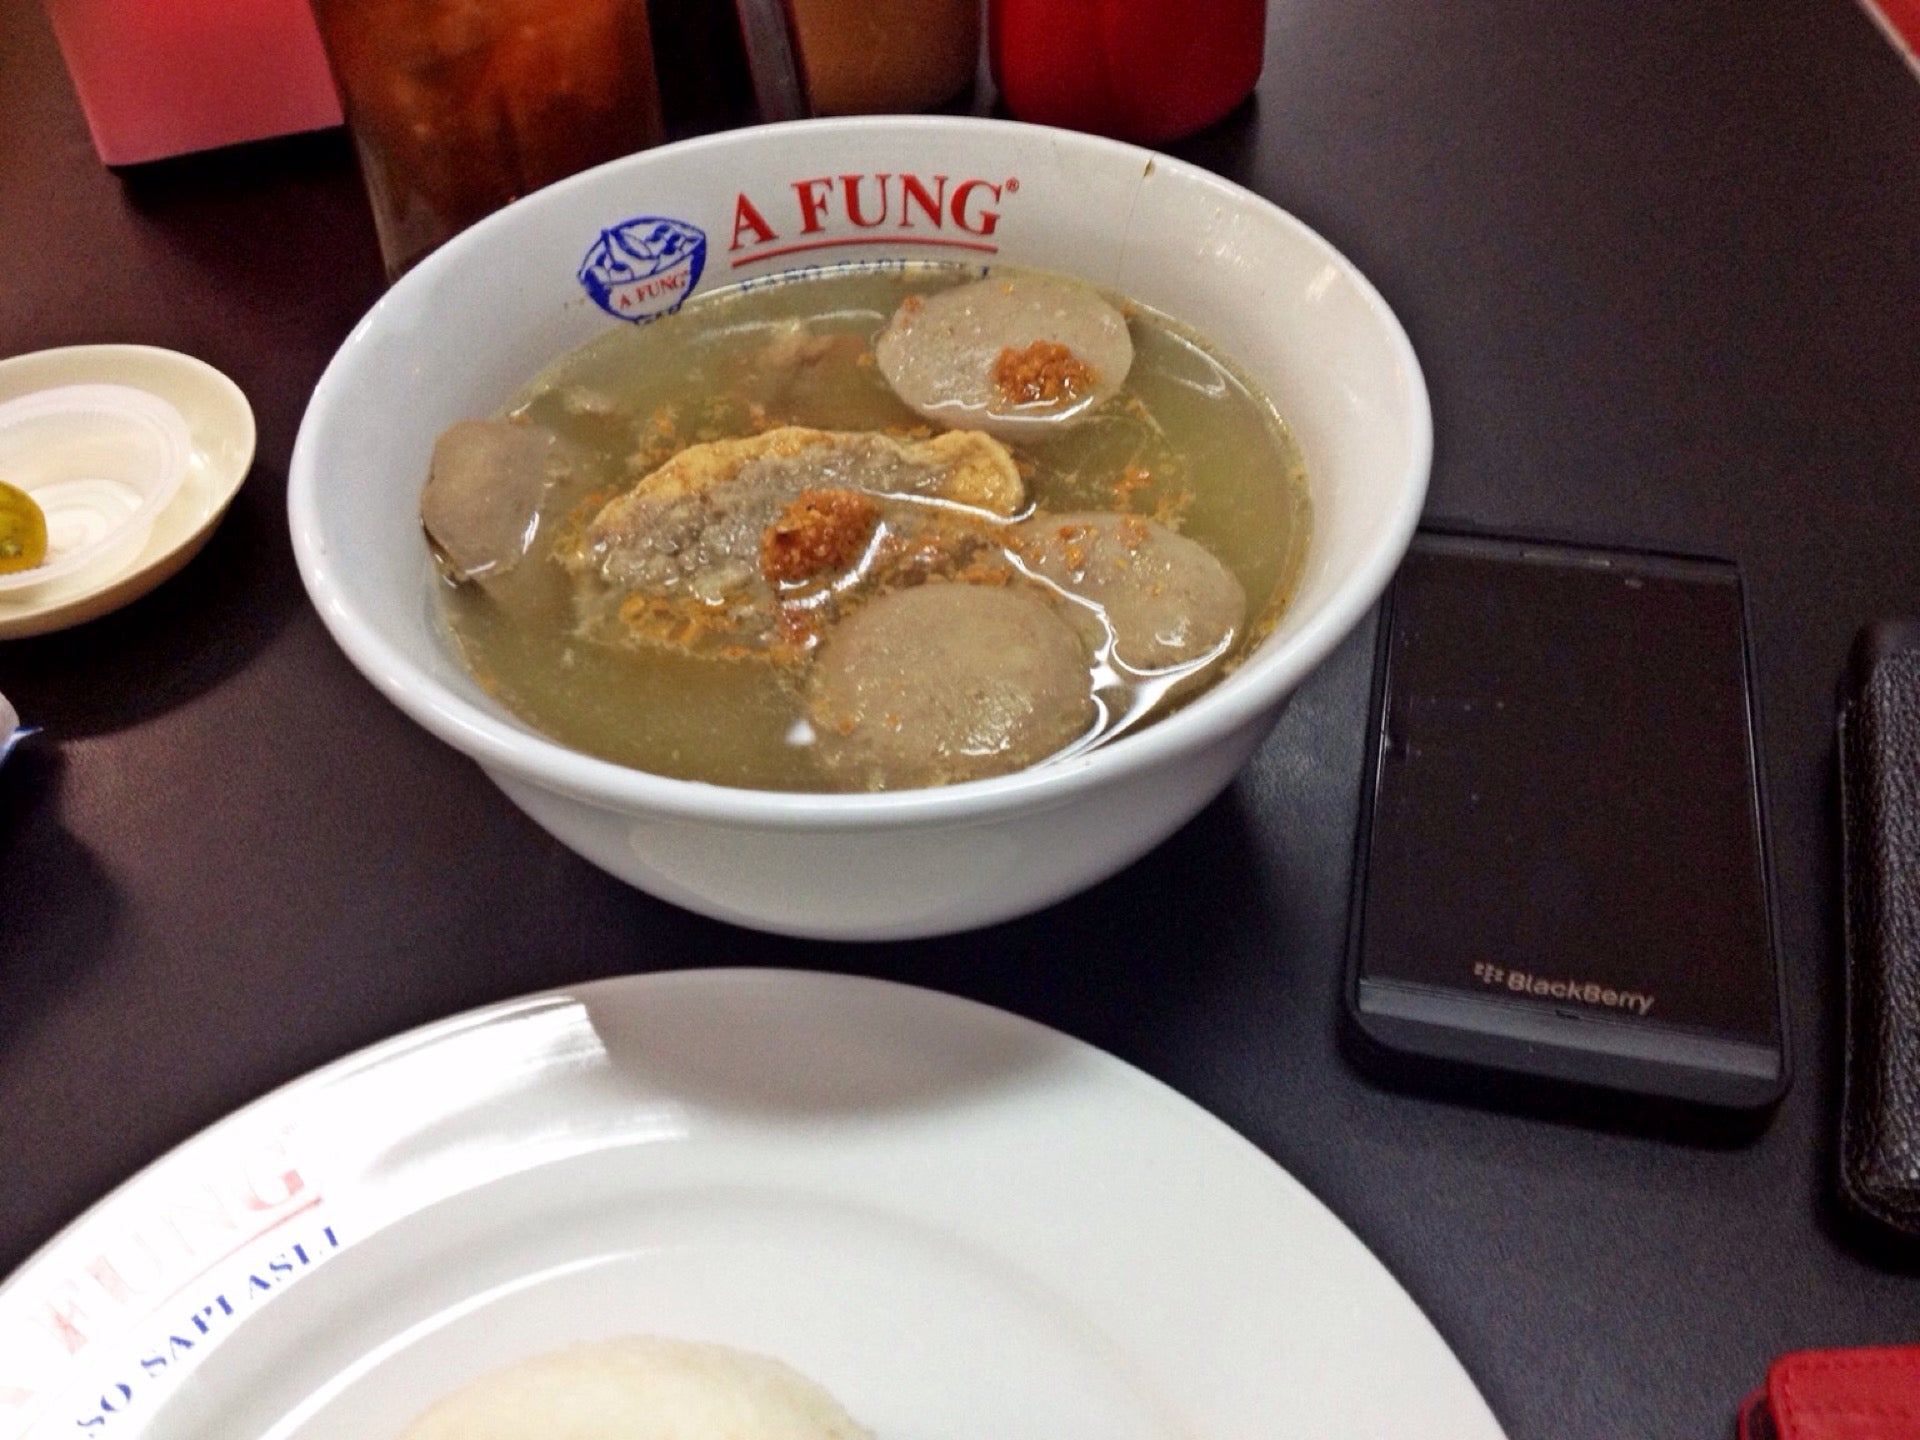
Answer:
[4,0,1918,1435]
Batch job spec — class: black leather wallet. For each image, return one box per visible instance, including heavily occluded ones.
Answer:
[1838,621,1920,1239]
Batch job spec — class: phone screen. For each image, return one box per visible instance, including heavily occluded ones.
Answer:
[1348,533,1785,1108]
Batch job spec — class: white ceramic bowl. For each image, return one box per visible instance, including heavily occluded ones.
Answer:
[290,117,1430,941]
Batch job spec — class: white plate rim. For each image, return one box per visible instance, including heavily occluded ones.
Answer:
[0,969,1505,1439]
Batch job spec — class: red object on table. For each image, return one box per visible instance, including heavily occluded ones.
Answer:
[1738,1346,1920,1440]
[1858,0,1920,74]
[45,0,343,166]
[989,0,1266,145]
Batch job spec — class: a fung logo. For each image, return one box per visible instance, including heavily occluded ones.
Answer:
[578,216,708,323]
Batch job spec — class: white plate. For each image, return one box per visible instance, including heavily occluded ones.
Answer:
[0,345,254,639]
[0,971,1504,1439]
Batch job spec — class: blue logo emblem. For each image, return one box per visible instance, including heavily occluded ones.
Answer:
[578,216,707,323]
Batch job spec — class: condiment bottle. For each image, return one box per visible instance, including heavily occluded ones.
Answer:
[734,0,979,118]
[990,0,1266,145]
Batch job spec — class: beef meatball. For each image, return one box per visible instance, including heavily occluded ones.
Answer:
[810,582,1096,790]
[419,419,566,582]
[1011,512,1245,672]
[875,273,1133,441]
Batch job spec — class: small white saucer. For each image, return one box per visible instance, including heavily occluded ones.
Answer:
[0,345,255,639]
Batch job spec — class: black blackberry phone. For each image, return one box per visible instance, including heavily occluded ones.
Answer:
[1344,531,1788,1111]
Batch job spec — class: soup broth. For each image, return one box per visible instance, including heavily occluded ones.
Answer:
[438,263,1310,791]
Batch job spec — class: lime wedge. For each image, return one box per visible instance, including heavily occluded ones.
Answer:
[0,481,48,574]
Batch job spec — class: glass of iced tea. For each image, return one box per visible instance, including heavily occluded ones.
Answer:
[311,0,666,280]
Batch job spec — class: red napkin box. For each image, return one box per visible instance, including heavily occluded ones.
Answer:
[45,0,343,166]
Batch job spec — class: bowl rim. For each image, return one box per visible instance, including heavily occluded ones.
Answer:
[290,115,1430,831]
